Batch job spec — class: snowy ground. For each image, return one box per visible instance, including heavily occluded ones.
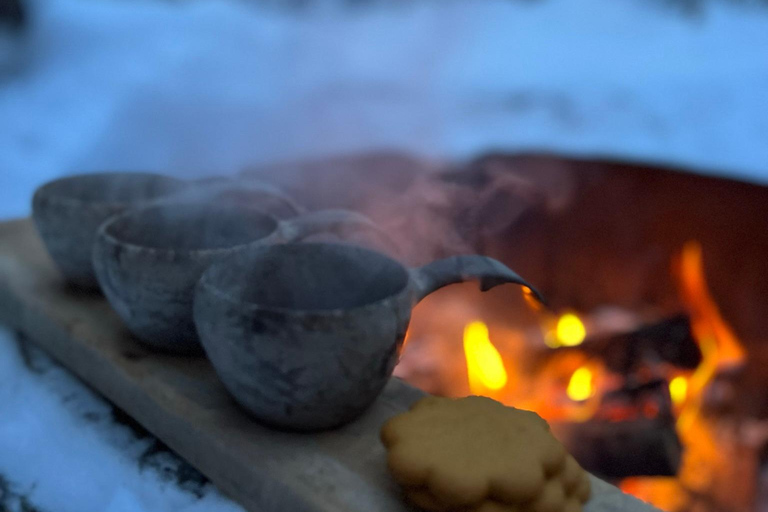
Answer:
[1,0,768,510]
[0,328,246,512]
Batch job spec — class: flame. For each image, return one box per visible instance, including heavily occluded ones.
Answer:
[556,313,587,347]
[625,241,749,509]
[677,240,746,431]
[566,366,595,402]
[463,321,508,394]
[679,241,746,371]
[545,312,587,348]
[669,376,688,406]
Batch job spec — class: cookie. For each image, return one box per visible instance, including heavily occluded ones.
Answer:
[381,396,591,511]
[404,487,519,512]
[402,477,590,512]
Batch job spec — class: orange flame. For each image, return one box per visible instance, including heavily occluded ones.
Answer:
[619,242,749,508]
[679,241,746,370]
[677,240,746,430]
[463,321,508,395]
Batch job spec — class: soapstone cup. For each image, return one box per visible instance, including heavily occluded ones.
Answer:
[93,202,384,354]
[32,172,188,289]
[175,176,304,220]
[193,242,544,431]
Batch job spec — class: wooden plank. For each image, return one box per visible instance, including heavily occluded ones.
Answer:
[0,218,658,512]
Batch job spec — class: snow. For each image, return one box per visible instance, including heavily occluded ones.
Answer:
[0,327,246,512]
[1,0,768,509]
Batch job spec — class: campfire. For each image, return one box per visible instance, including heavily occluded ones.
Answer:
[395,238,750,512]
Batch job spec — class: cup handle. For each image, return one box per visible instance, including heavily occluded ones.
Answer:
[275,209,396,248]
[409,255,545,305]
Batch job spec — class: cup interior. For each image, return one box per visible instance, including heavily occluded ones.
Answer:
[104,203,279,251]
[204,243,410,311]
[40,172,186,205]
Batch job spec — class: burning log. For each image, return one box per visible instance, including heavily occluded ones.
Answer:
[555,380,683,480]
[561,314,702,375]
[557,416,682,480]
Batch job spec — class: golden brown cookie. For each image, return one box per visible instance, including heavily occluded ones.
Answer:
[471,499,519,512]
[404,488,520,512]
[404,487,445,512]
[403,479,589,512]
[560,456,585,494]
[381,396,591,511]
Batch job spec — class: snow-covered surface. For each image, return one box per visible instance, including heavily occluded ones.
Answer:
[1,0,768,510]
[0,327,246,512]
[2,0,768,222]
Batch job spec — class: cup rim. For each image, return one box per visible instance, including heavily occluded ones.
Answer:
[34,172,188,209]
[197,242,413,316]
[97,201,282,257]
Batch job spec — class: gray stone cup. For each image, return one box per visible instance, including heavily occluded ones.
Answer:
[193,242,543,431]
[93,202,386,354]
[32,172,188,289]
[173,176,304,220]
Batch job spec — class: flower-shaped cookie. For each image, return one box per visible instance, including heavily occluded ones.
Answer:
[381,396,591,512]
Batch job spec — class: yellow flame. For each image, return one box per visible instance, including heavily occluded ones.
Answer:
[556,313,586,347]
[463,321,508,394]
[669,376,688,406]
[567,366,594,402]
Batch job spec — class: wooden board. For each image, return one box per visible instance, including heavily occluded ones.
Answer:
[0,218,658,512]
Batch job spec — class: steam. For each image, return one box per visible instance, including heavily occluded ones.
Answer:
[238,151,572,266]
[43,151,569,271]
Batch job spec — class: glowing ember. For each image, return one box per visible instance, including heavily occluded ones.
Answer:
[566,366,594,402]
[669,376,688,406]
[463,321,508,394]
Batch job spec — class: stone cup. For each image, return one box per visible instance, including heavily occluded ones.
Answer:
[174,176,304,220]
[32,172,188,289]
[193,242,543,431]
[93,202,386,354]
